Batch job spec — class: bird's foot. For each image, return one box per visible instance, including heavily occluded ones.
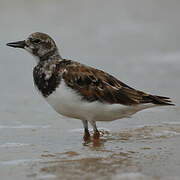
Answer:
[93,131,100,139]
[83,131,91,142]
[92,131,101,146]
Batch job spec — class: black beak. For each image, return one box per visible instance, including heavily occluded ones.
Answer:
[6,40,26,48]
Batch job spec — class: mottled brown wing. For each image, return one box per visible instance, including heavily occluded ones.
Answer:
[60,60,173,105]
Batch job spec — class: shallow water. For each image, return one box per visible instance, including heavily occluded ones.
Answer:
[1,0,180,179]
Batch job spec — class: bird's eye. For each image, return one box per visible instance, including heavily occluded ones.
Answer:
[32,39,41,44]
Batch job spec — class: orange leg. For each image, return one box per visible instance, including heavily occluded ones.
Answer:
[93,129,101,147]
[83,129,91,141]
[89,121,100,140]
[93,130,100,139]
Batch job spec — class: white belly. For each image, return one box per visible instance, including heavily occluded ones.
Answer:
[45,80,156,122]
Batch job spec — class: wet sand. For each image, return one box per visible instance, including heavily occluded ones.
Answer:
[1,118,180,180]
[1,0,180,179]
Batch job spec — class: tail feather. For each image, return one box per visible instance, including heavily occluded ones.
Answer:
[147,95,174,106]
[155,95,171,99]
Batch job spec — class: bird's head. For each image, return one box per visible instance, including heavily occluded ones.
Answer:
[7,32,60,62]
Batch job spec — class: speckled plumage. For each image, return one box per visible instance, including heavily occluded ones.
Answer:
[7,32,174,142]
[33,58,173,105]
[33,60,61,97]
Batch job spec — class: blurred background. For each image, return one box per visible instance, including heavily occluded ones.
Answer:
[0,0,180,180]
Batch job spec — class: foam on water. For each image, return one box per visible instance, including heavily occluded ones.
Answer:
[153,130,180,138]
[0,125,50,129]
[0,143,30,148]
[112,172,153,180]
[70,127,110,133]
[0,158,42,166]
[37,174,57,180]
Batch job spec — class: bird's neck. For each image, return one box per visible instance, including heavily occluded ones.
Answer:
[40,49,61,61]
[35,49,62,64]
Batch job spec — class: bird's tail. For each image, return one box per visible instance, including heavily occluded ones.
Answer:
[145,95,174,106]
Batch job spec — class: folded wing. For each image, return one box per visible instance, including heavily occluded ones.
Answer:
[59,60,174,106]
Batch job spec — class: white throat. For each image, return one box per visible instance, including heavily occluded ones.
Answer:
[24,46,40,63]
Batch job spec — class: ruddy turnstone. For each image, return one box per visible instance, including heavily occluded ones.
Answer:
[7,32,174,141]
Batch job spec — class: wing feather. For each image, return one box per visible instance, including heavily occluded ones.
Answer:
[59,60,174,106]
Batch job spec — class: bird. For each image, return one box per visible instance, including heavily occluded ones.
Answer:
[7,32,174,141]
